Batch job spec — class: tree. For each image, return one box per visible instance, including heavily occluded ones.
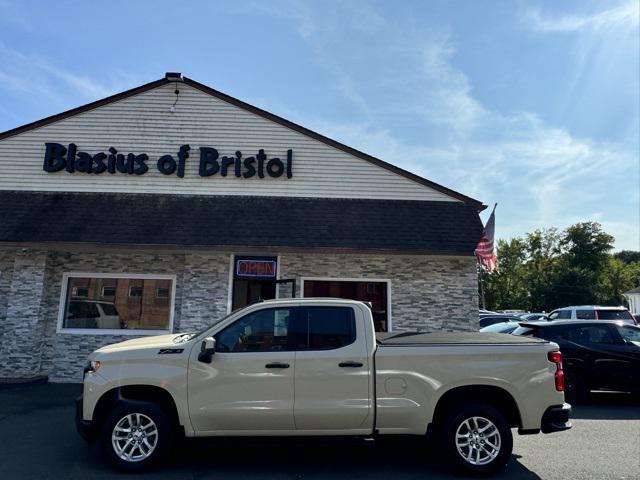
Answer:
[480,221,633,312]
[561,222,614,272]
[523,229,561,311]
[482,238,528,310]
[599,258,640,306]
[614,250,640,264]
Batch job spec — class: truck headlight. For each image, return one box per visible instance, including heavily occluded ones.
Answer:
[84,360,101,375]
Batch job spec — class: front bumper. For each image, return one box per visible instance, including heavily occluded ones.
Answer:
[541,403,572,434]
[75,395,96,442]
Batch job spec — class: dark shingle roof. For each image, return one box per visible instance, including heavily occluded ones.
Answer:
[0,191,483,254]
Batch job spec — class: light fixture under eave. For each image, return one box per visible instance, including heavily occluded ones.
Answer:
[165,73,182,113]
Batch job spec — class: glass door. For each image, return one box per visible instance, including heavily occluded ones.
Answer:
[231,256,296,310]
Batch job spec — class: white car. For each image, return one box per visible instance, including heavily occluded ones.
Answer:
[546,306,637,325]
[66,300,122,329]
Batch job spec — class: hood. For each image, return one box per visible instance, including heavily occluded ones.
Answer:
[94,333,187,355]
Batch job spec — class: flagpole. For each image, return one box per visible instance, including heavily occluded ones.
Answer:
[480,266,485,310]
[476,202,497,311]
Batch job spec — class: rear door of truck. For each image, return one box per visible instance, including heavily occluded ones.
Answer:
[293,304,374,432]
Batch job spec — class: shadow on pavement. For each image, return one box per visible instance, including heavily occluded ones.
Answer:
[0,382,585,479]
[151,436,544,480]
[569,392,640,420]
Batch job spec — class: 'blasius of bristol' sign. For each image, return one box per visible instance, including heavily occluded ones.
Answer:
[42,143,293,179]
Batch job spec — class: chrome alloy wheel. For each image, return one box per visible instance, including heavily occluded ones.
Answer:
[111,413,159,462]
[455,416,501,466]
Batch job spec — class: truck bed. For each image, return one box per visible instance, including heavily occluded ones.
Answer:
[376,331,547,345]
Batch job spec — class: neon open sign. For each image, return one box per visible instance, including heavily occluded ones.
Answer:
[235,259,277,278]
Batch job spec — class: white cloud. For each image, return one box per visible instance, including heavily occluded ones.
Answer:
[240,0,638,250]
[524,1,639,33]
[0,42,141,107]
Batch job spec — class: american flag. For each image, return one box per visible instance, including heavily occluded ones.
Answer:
[476,204,497,272]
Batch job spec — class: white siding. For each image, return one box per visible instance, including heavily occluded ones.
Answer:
[0,83,458,201]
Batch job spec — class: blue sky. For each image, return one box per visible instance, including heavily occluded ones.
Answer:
[1,0,638,250]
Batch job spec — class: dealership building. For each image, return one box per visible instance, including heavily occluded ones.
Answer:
[0,73,484,382]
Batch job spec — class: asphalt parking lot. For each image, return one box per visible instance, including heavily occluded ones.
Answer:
[0,383,638,480]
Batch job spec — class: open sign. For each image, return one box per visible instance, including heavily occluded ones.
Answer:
[235,259,277,278]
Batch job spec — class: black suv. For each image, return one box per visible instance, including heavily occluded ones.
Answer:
[513,320,640,397]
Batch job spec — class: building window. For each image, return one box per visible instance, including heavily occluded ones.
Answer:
[128,284,144,297]
[302,278,390,332]
[156,287,170,298]
[71,286,89,298]
[59,274,175,334]
[101,286,116,297]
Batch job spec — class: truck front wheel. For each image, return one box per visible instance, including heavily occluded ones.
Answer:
[98,400,173,471]
[440,402,513,475]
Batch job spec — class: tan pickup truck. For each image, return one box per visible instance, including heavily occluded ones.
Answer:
[76,298,571,475]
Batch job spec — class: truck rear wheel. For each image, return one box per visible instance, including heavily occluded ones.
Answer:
[98,400,173,471]
[440,402,512,475]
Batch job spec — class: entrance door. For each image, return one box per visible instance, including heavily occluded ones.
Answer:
[232,256,296,310]
[232,256,278,310]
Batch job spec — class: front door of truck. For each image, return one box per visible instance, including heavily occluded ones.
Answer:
[293,305,372,432]
[188,306,299,433]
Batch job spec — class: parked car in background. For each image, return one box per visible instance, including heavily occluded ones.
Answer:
[479,315,523,328]
[66,300,122,329]
[499,310,525,315]
[519,313,547,321]
[479,309,498,316]
[545,306,637,325]
[513,320,640,397]
[480,322,520,334]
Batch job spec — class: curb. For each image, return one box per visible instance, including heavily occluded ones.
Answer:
[0,376,49,389]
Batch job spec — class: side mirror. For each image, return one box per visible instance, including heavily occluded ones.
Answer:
[198,337,216,363]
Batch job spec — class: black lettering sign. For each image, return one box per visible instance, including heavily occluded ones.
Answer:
[42,143,293,179]
[177,145,189,178]
[43,143,67,172]
[157,155,177,175]
[199,147,219,176]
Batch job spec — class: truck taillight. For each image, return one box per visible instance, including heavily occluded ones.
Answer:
[548,351,564,392]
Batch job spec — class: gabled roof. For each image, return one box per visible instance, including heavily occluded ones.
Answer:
[0,73,484,210]
[624,286,640,295]
[0,191,483,254]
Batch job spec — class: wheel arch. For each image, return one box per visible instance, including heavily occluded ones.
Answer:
[93,385,184,435]
[430,384,523,432]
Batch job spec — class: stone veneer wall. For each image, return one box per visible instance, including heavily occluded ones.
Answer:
[0,249,478,382]
[279,253,479,332]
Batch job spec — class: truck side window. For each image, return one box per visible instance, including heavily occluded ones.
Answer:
[215,308,295,352]
[301,306,356,350]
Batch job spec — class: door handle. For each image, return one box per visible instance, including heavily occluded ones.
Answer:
[339,361,363,368]
[265,362,290,369]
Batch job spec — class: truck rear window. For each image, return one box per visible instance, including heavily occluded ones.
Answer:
[303,307,356,350]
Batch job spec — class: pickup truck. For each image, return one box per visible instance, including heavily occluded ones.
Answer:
[76,298,571,475]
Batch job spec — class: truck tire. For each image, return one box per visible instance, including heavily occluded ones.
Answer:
[98,399,173,471]
[439,402,513,476]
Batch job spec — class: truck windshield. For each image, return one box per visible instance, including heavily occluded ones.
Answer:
[174,310,239,343]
